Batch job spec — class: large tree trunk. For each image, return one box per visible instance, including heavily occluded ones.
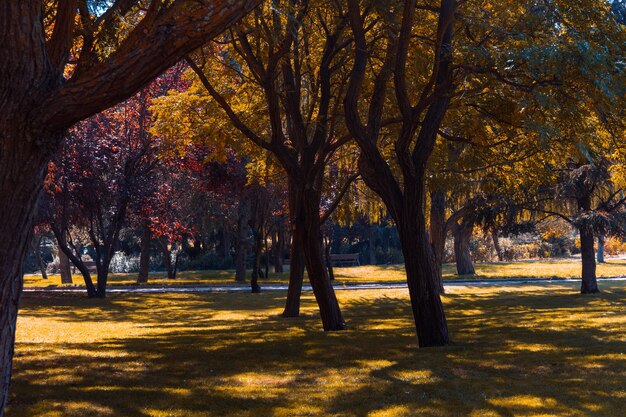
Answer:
[453,220,475,275]
[580,224,599,293]
[429,190,447,293]
[137,223,151,283]
[299,187,346,331]
[96,267,109,298]
[0,128,60,414]
[58,249,73,284]
[398,201,450,347]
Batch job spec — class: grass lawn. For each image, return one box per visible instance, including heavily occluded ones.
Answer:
[9,281,626,416]
[23,258,626,288]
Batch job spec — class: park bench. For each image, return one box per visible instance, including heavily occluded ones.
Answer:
[329,253,360,267]
[81,256,98,274]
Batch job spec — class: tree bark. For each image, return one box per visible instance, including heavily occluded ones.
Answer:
[282,182,305,317]
[580,224,599,293]
[137,223,151,283]
[159,237,176,280]
[429,189,447,292]
[453,220,475,275]
[58,249,73,284]
[0,131,58,414]
[397,198,450,347]
[298,186,346,331]
[597,235,605,263]
[492,230,503,261]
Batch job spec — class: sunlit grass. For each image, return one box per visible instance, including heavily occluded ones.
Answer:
[10,281,626,416]
[23,258,626,288]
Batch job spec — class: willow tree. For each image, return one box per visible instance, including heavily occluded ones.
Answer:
[0,1,260,413]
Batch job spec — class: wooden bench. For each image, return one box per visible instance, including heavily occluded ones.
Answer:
[329,253,360,267]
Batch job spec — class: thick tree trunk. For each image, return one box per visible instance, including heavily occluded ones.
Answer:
[0,129,60,414]
[96,267,109,298]
[453,220,475,275]
[137,223,151,283]
[429,190,447,293]
[597,235,605,263]
[58,249,73,284]
[398,207,450,347]
[580,225,599,293]
[299,188,346,331]
[492,230,503,261]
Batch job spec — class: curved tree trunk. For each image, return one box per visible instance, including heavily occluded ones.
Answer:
[298,186,346,331]
[137,223,151,283]
[0,128,60,414]
[580,224,599,293]
[453,220,475,275]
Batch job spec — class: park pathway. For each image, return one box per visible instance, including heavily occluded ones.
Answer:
[22,276,626,294]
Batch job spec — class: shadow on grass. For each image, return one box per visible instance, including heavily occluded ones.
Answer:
[10,285,626,416]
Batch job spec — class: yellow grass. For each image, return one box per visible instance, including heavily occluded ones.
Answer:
[9,281,626,416]
[23,258,626,288]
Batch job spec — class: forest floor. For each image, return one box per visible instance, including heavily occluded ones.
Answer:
[9,280,626,416]
[23,258,626,288]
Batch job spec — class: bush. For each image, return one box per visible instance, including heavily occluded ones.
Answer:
[604,237,626,255]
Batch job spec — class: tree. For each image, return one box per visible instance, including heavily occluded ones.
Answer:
[153,0,358,329]
[344,0,456,347]
[0,1,260,412]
